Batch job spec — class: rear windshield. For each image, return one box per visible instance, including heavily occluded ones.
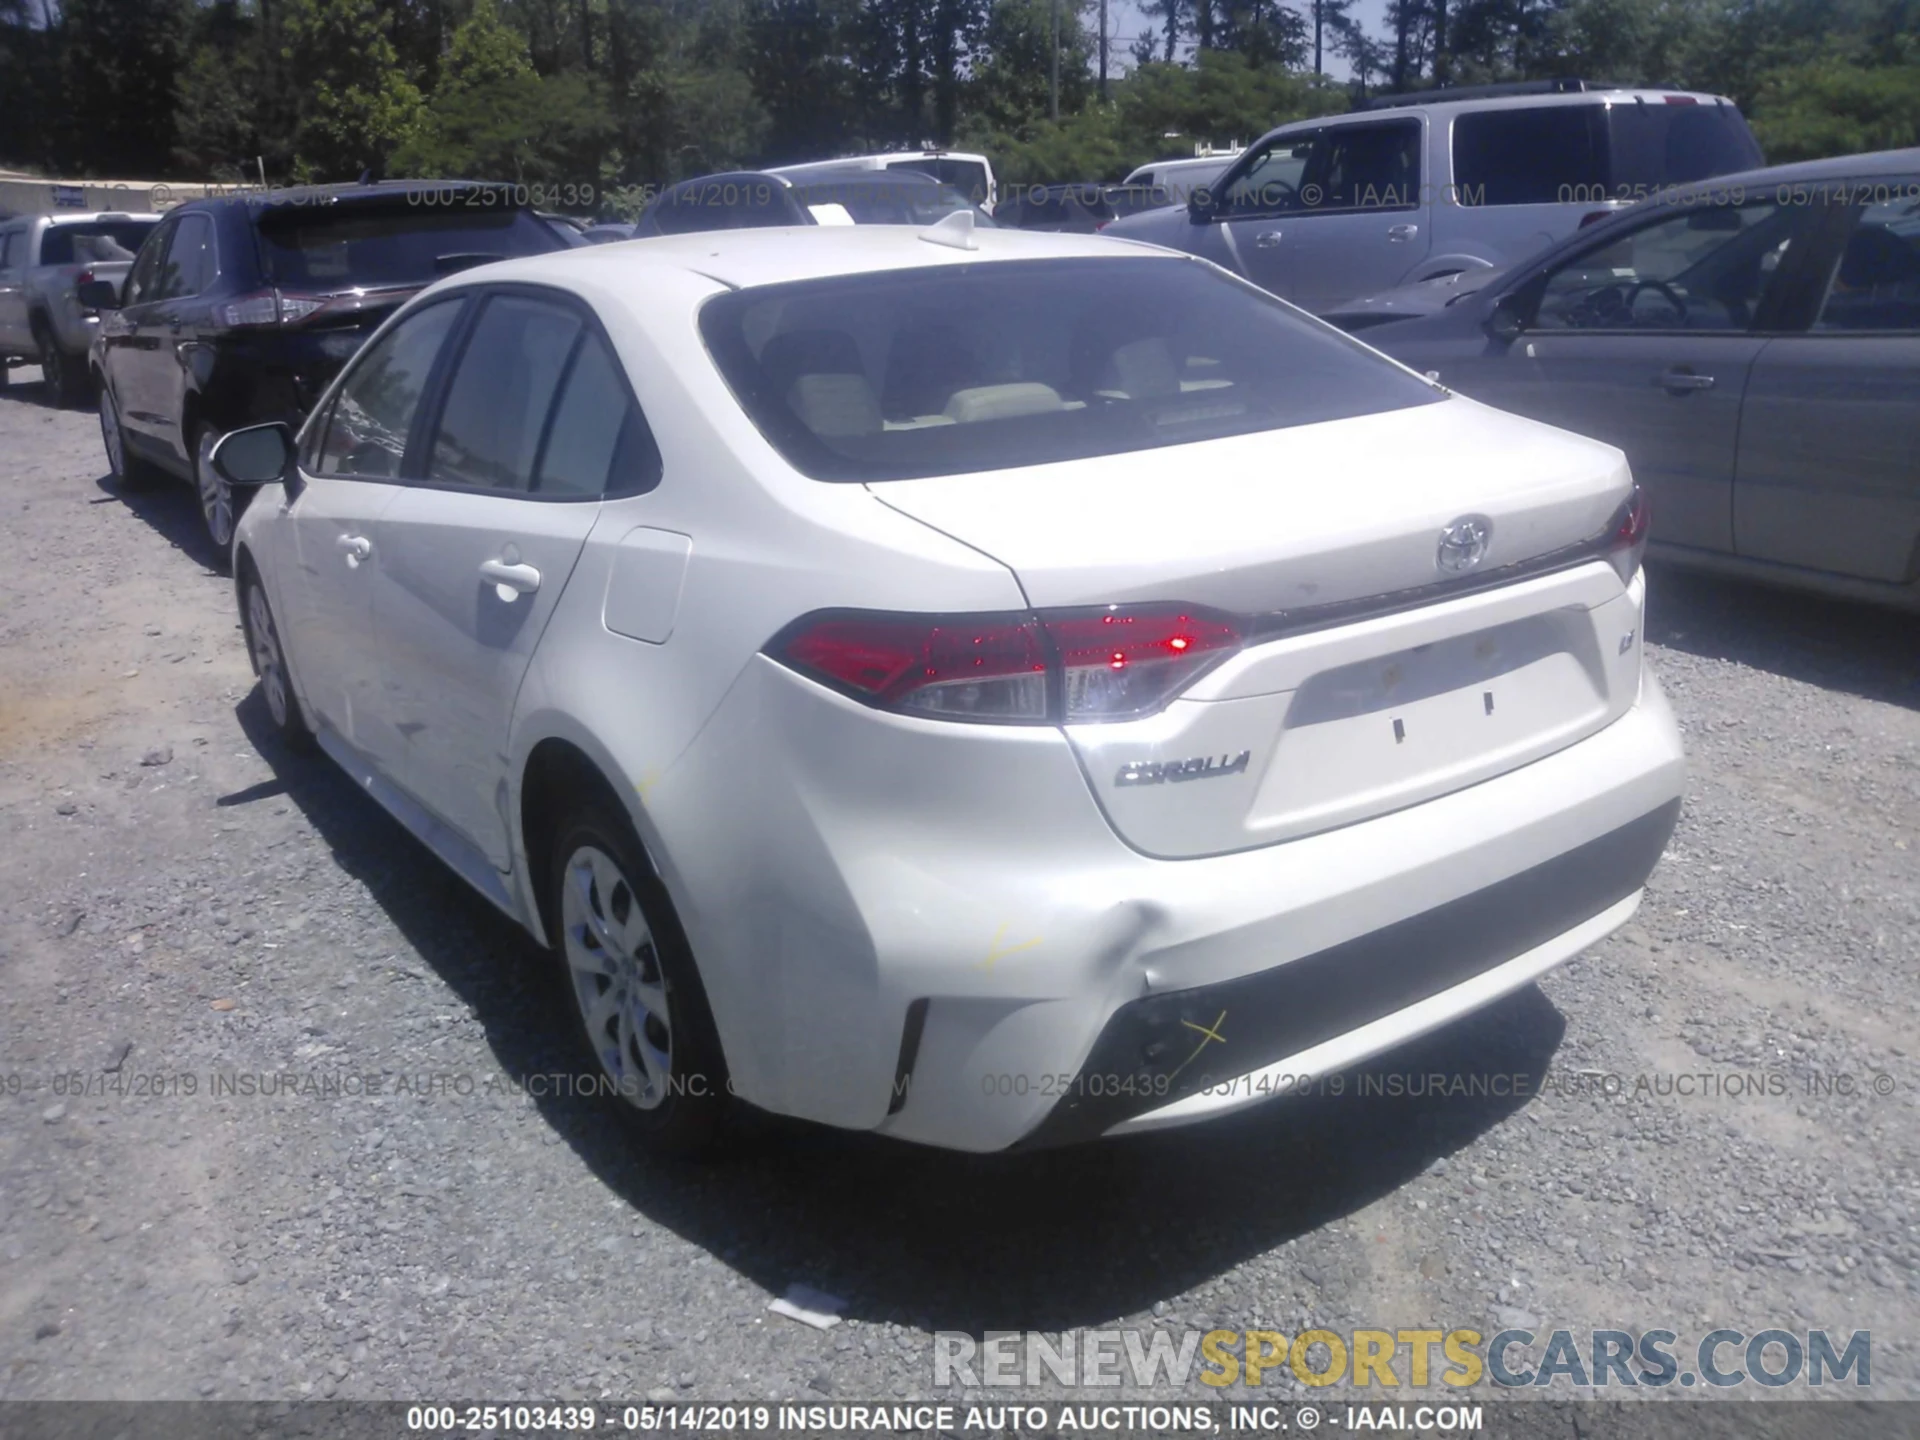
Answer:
[256,204,561,288]
[885,157,990,205]
[699,256,1441,483]
[793,178,983,226]
[1452,101,1762,206]
[643,179,800,235]
[40,221,155,265]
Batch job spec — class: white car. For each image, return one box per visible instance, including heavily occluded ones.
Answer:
[768,150,998,210]
[216,220,1686,1156]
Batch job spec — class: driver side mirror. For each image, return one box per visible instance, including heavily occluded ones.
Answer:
[78,278,122,310]
[211,423,294,489]
[1485,291,1527,343]
[1187,186,1217,224]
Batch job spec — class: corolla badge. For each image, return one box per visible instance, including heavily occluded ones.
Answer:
[1437,515,1493,574]
[1115,751,1252,787]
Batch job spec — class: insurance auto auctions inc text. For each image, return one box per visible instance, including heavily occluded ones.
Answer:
[935,1327,1870,1390]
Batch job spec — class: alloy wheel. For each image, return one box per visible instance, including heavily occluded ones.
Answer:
[560,844,673,1110]
[98,387,125,477]
[195,427,234,550]
[247,582,291,730]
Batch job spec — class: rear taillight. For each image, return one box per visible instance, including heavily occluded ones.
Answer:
[771,604,1243,724]
[1578,210,1613,228]
[214,290,328,330]
[1605,484,1652,585]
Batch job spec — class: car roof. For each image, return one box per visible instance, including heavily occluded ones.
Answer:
[1698,145,1920,187]
[423,222,1172,297]
[42,211,161,224]
[1346,84,1736,115]
[168,179,531,217]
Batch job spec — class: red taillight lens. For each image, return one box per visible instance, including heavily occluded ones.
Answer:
[779,613,1050,720]
[1606,484,1652,585]
[772,604,1243,724]
[1043,607,1242,720]
[1578,209,1613,228]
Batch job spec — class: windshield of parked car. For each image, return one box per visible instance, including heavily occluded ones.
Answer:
[256,202,561,289]
[701,256,1442,482]
[41,221,155,265]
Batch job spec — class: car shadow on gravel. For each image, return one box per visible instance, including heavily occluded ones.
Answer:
[1646,563,1920,712]
[236,689,1568,1336]
[90,470,229,574]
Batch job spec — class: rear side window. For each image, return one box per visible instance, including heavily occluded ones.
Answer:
[315,300,464,478]
[154,214,216,299]
[537,333,663,496]
[1453,108,1605,206]
[429,296,583,491]
[1816,191,1920,332]
[700,256,1441,483]
[38,221,154,265]
[256,204,560,288]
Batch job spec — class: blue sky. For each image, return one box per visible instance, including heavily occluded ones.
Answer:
[1104,0,1391,81]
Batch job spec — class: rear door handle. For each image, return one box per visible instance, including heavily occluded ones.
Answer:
[1254,230,1284,249]
[479,558,541,597]
[1657,367,1715,392]
[335,534,372,565]
[1387,223,1419,241]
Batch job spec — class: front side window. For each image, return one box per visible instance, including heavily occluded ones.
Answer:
[122,224,170,306]
[888,157,990,206]
[700,255,1442,483]
[1533,198,1798,331]
[1221,135,1317,214]
[314,300,465,479]
[1815,188,1920,332]
[427,296,582,491]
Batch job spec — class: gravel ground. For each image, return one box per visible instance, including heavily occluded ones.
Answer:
[0,371,1915,1411]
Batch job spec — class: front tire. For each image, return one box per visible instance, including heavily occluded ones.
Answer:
[547,801,730,1156]
[241,571,314,753]
[193,422,246,565]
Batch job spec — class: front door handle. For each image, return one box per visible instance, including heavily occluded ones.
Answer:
[336,534,372,566]
[1387,223,1419,241]
[479,558,541,598]
[1254,229,1284,249]
[1656,367,1715,393]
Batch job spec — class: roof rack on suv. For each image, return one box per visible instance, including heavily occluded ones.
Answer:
[1361,78,1637,110]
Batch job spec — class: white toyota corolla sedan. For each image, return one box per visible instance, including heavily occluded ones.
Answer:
[215,217,1685,1155]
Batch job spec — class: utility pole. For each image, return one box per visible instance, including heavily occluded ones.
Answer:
[1099,0,1108,100]
[1049,0,1060,121]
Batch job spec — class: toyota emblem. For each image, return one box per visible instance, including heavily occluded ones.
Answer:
[1437,515,1492,573]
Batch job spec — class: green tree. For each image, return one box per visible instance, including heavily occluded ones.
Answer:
[1750,59,1920,160]
[58,0,187,176]
[282,0,425,179]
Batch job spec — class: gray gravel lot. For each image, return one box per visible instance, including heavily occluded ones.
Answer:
[0,372,1915,1411]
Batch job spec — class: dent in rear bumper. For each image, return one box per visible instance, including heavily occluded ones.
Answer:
[1013,796,1679,1148]
[652,658,1684,1152]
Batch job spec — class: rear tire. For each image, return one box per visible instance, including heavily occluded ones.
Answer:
[36,324,85,408]
[240,568,314,754]
[546,799,730,1157]
[98,382,159,490]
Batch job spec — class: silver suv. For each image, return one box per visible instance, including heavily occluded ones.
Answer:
[1104,79,1762,315]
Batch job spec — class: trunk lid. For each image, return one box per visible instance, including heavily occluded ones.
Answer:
[872,395,1645,858]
